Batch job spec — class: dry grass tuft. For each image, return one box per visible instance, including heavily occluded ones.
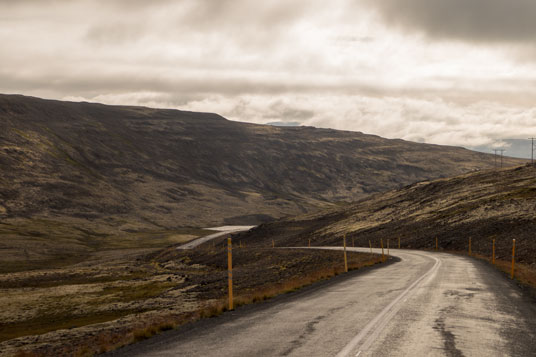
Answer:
[469,253,536,290]
[229,254,383,310]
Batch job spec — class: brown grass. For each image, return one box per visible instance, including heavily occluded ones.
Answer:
[469,252,536,290]
[12,252,383,356]
[199,253,383,316]
[13,352,41,357]
[424,248,536,292]
[0,310,138,343]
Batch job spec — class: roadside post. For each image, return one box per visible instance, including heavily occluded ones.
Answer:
[381,239,385,262]
[343,234,348,273]
[469,237,472,256]
[436,237,438,251]
[492,239,496,265]
[387,239,390,257]
[511,239,516,279]
[227,237,233,310]
[308,239,311,248]
[272,239,275,248]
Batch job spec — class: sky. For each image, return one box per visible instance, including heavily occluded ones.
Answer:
[1,0,536,157]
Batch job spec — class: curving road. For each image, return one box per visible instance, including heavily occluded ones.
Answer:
[176,226,256,250]
[109,248,536,356]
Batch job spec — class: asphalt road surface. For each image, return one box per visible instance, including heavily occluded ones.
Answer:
[109,248,536,356]
[176,226,256,249]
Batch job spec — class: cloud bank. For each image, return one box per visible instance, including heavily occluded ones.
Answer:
[364,0,536,43]
[1,0,535,151]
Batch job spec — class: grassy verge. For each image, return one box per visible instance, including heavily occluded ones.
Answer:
[12,251,384,357]
[468,253,536,295]
[1,310,140,344]
[0,255,90,274]
[94,253,384,355]
[421,248,536,296]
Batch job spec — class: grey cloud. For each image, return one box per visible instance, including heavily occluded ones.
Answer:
[3,66,536,110]
[262,100,314,121]
[0,67,386,99]
[2,0,536,150]
[85,23,146,45]
[180,0,320,29]
[364,0,536,43]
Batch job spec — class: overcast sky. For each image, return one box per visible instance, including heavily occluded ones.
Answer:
[1,0,536,155]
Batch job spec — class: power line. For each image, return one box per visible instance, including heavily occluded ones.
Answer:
[493,148,505,169]
[529,138,536,166]
[499,149,505,169]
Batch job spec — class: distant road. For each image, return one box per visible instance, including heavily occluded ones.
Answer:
[176,226,256,249]
[111,248,536,356]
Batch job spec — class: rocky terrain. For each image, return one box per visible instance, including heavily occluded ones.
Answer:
[239,164,536,273]
[0,94,523,269]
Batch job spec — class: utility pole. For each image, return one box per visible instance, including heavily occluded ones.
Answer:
[499,149,505,168]
[493,149,499,169]
[530,138,536,166]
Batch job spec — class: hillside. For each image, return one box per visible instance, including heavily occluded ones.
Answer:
[0,94,526,268]
[239,165,536,267]
[0,94,521,229]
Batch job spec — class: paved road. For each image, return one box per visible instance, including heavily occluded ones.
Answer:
[176,226,256,249]
[110,248,536,356]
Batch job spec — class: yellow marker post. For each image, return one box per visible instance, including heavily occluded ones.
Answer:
[272,239,275,248]
[369,240,372,254]
[398,237,401,249]
[436,237,438,251]
[227,237,233,310]
[387,239,390,257]
[511,239,516,279]
[308,239,311,248]
[469,237,472,256]
[380,239,385,262]
[343,235,348,273]
[492,239,496,265]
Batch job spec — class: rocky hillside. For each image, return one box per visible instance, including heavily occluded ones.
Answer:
[240,165,536,266]
[0,94,521,231]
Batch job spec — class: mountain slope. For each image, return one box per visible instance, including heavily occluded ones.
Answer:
[0,94,522,231]
[240,165,536,267]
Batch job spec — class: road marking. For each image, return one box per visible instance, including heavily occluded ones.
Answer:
[336,253,441,357]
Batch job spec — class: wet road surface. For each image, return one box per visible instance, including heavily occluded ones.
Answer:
[109,248,536,356]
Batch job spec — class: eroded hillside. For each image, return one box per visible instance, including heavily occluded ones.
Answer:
[240,165,536,267]
[0,94,525,267]
[0,94,520,230]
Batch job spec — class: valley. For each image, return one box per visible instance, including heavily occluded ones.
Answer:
[0,95,533,356]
